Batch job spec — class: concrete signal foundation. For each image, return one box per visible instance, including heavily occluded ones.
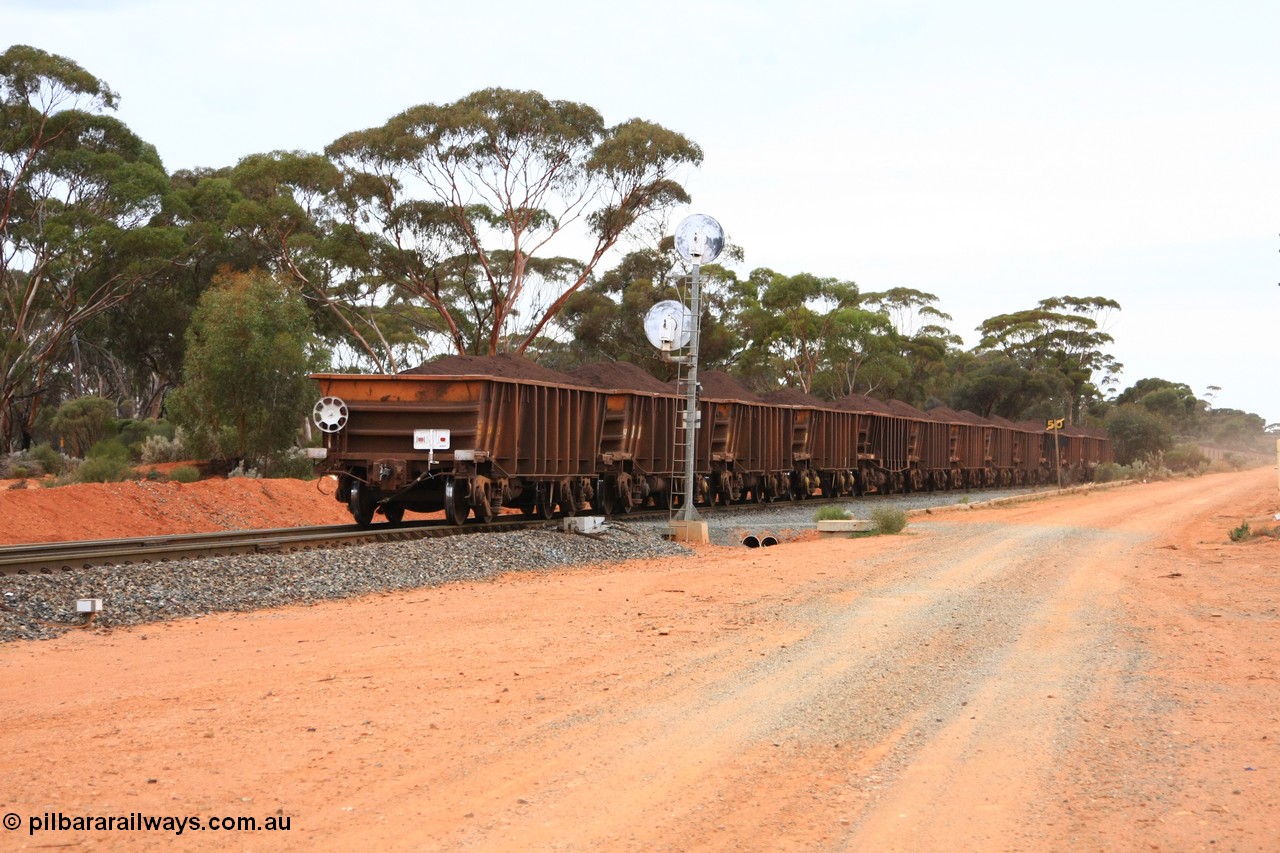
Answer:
[665,520,710,543]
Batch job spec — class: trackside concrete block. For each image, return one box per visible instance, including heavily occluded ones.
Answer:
[562,516,606,534]
[816,519,875,537]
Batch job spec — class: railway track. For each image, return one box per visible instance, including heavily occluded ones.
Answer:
[0,518,527,576]
[0,488,838,577]
[0,481,1111,577]
[0,496,704,577]
[0,492,836,576]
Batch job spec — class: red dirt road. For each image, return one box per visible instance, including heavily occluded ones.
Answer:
[1,469,1277,851]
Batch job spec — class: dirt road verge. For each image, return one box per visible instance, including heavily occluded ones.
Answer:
[1,469,1276,851]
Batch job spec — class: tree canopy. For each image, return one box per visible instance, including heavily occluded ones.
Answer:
[0,44,1272,464]
[976,296,1121,424]
[0,44,177,449]
[166,270,315,471]
[325,88,703,358]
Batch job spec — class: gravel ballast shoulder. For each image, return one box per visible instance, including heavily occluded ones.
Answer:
[0,484,1119,643]
[0,525,691,643]
[624,484,1091,546]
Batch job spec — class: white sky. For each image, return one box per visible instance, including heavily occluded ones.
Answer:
[11,0,1279,424]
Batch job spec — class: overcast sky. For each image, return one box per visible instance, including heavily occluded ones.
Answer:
[12,0,1279,424]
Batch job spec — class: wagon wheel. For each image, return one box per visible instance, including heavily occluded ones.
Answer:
[711,473,732,507]
[819,473,835,498]
[382,505,405,525]
[535,485,556,519]
[618,484,636,514]
[472,481,495,523]
[558,480,577,517]
[793,471,814,499]
[765,474,782,503]
[444,477,469,526]
[348,480,376,528]
[695,475,712,507]
[596,477,617,516]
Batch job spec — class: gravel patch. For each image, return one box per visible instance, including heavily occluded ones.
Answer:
[620,485,1067,546]
[0,524,691,643]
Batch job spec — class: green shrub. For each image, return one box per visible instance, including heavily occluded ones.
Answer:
[117,419,151,453]
[1228,521,1251,542]
[75,454,132,483]
[871,506,908,535]
[167,270,315,467]
[28,443,66,476]
[1092,461,1130,483]
[168,465,200,483]
[1130,458,1172,482]
[261,450,314,480]
[118,418,176,457]
[86,438,131,462]
[139,429,189,465]
[1165,444,1207,472]
[1106,405,1172,465]
[814,505,851,522]
[0,454,37,478]
[50,396,117,458]
[40,458,81,486]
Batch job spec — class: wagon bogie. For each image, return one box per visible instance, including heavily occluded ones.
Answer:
[788,466,820,500]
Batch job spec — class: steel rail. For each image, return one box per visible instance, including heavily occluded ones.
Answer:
[0,518,528,576]
[0,481,1086,577]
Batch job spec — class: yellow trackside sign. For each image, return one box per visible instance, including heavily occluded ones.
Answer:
[1046,418,1065,430]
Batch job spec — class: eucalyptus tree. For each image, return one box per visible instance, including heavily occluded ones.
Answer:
[1105,404,1172,465]
[325,88,703,356]
[556,246,678,372]
[729,269,888,397]
[554,238,743,378]
[166,270,315,472]
[0,45,177,448]
[221,150,429,369]
[946,351,1055,419]
[859,287,960,405]
[975,295,1121,423]
[1114,377,1200,434]
[80,165,280,420]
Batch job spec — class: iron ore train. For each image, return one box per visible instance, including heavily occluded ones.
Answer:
[309,355,1112,526]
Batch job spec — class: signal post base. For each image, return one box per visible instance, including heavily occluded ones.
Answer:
[665,520,709,543]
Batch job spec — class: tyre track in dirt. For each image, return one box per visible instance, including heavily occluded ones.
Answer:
[419,476,1262,851]
[392,515,1156,851]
